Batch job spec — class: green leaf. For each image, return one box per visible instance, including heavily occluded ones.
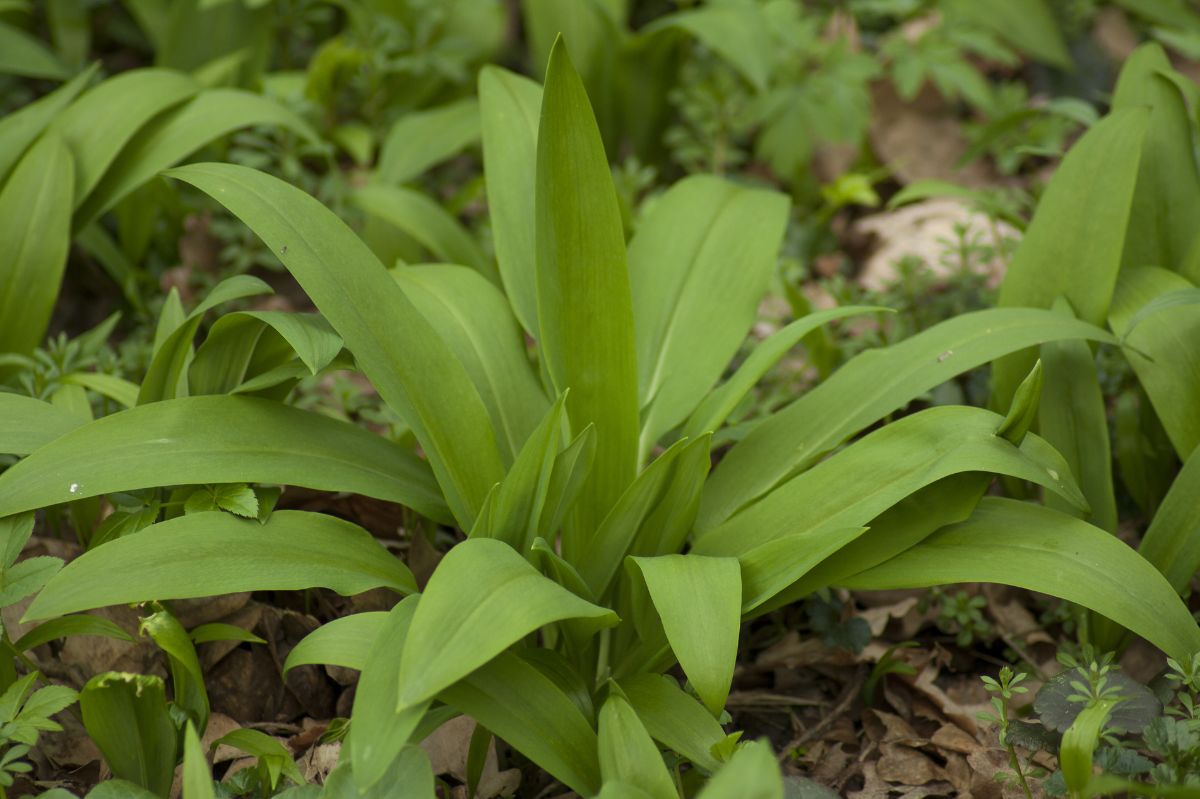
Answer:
[628,555,740,716]
[478,66,542,335]
[471,395,567,550]
[0,557,63,608]
[26,510,415,621]
[189,311,342,395]
[694,405,1087,558]
[1108,267,1200,459]
[76,86,318,228]
[641,5,773,90]
[140,606,208,732]
[992,109,1148,406]
[0,63,95,186]
[377,98,480,185]
[182,721,216,799]
[944,0,1071,68]
[394,265,548,463]
[0,21,70,80]
[165,162,504,529]
[352,596,426,791]
[283,612,385,674]
[1038,299,1116,532]
[323,746,434,799]
[50,68,199,205]
[0,394,86,455]
[843,498,1200,662]
[683,306,889,440]
[14,614,134,652]
[700,309,1117,531]
[79,672,177,796]
[738,526,869,615]
[1060,699,1116,797]
[1136,445,1200,595]
[138,274,274,403]
[0,512,33,577]
[439,650,600,796]
[1112,44,1200,282]
[396,538,616,709]
[536,39,640,534]
[696,740,783,799]
[60,372,141,409]
[354,185,492,278]
[574,437,701,597]
[85,781,163,799]
[214,728,303,790]
[0,395,449,523]
[189,622,265,645]
[618,673,725,773]
[1122,286,1200,335]
[0,132,73,354]
[631,175,789,459]
[598,691,676,799]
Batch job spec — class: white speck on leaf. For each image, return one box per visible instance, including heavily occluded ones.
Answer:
[68,483,81,494]
[937,350,953,363]
[280,245,288,255]
[1047,469,1059,481]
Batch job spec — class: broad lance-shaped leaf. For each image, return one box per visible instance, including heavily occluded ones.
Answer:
[1112,43,1200,282]
[165,162,504,529]
[639,4,772,90]
[694,404,1087,558]
[536,40,640,535]
[377,98,481,185]
[598,692,677,799]
[0,394,86,455]
[355,186,493,282]
[394,265,548,463]
[182,722,215,799]
[140,606,208,733]
[0,132,73,355]
[0,395,449,523]
[79,672,177,797]
[284,612,385,674]
[0,21,70,80]
[1039,298,1116,532]
[0,63,95,186]
[396,538,616,710]
[76,87,319,228]
[26,511,415,620]
[696,740,784,799]
[1135,445,1200,596]
[843,498,1200,662]
[618,674,725,773]
[189,310,343,395]
[631,175,789,460]
[352,596,426,791]
[683,306,888,439]
[699,308,1116,531]
[1109,266,1200,459]
[49,68,199,206]
[992,108,1148,407]
[479,66,541,335]
[138,274,274,403]
[440,649,601,796]
[628,555,740,716]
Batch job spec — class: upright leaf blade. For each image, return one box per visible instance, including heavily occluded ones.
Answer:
[0,132,73,354]
[598,692,677,799]
[479,66,542,335]
[631,175,789,458]
[165,163,504,527]
[992,109,1148,406]
[536,40,639,533]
